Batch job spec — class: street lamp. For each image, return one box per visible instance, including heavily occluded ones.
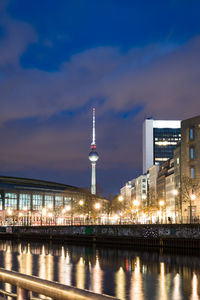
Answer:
[118,195,123,202]
[79,200,84,206]
[190,191,196,223]
[94,203,101,210]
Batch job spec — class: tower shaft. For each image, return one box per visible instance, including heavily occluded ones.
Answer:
[91,162,96,194]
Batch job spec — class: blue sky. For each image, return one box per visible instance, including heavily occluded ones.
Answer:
[0,0,200,195]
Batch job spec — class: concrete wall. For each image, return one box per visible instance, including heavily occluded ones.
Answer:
[4,224,200,239]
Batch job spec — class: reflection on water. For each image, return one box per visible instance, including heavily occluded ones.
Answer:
[0,240,200,299]
[130,257,144,300]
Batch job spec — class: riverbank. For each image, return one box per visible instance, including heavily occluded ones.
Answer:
[1,224,200,249]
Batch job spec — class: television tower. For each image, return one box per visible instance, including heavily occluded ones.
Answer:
[88,108,99,194]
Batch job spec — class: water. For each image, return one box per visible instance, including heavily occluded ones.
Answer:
[0,239,199,300]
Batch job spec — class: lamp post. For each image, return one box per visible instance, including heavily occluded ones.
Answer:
[79,200,84,224]
[94,202,101,224]
[159,200,165,224]
[118,196,124,224]
[133,200,140,223]
[142,194,147,223]
[190,191,196,224]
[41,208,46,226]
[65,205,71,225]
[173,189,178,224]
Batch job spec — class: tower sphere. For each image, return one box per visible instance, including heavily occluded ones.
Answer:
[89,150,99,162]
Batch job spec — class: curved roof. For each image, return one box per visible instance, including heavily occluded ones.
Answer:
[0,175,85,194]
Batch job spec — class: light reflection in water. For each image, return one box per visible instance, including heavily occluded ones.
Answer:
[0,241,200,300]
[159,262,167,300]
[116,267,125,300]
[130,257,144,300]
[91,255,103,294]
[18,243,32,275]
[191,273,200,300]
[59,248,72,286]
[172,273,181,300]
[76,257,85,289]
[5,242,12,299]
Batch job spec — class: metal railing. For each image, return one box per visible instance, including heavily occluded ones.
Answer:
[0,268,118,300]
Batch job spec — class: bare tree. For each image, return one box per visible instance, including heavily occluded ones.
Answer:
[181,176,200,222]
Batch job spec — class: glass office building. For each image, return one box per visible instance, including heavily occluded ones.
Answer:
[143,119,181,173]
[154,127,181,164]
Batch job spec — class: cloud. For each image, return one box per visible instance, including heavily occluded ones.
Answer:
[0,2,200,193]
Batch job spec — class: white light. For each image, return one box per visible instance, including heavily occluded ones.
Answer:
[173,189,178,196]
[191,194,196,200]
[133,200,139,206]
[65,205,71,211]
[95,203,101,209]
[118,195,123,202]
[159,200,165,206]
[153,120,181,129]
[79,200,84,206]
[7,208,12,216]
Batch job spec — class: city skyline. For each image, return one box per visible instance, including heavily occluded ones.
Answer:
[0,1,200,195]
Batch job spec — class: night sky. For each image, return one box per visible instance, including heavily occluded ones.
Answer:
[0,0,200,196]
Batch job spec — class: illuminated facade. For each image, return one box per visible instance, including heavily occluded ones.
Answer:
[0,176,106,225]
[143,118,181,173]
[180,115,200,221]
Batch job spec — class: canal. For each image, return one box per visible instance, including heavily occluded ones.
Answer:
[0,240,199,300]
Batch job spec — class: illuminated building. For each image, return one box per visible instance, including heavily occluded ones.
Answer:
[88,108,99,195]
[143,118,181,173]
[0,176,106,224]
[180,115,200,221]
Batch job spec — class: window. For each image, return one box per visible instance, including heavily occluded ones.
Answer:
[19,194,31,210]
[190,147,194,160]
[64,197,71,205]
[190,128,194,140]
[190,167,195,179]
[5,193,17,209]
[55,196,63,208]
[32,195,43,210]
[44,195,53,208]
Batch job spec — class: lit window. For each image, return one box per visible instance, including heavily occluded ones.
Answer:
[190,147,194,160]
[5,193,17,210]
[64,197,71,205]
[44,195,53,208]
[19,194,31,210]
[32,195,43,210]
[191,167,195,179]
[190,128,194,140]
[177,158,179,165]
[55,196,63,207]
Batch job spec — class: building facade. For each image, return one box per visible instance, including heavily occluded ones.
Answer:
[181,115,200,221]
[143,118,181,173]
[0,176,107,225]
